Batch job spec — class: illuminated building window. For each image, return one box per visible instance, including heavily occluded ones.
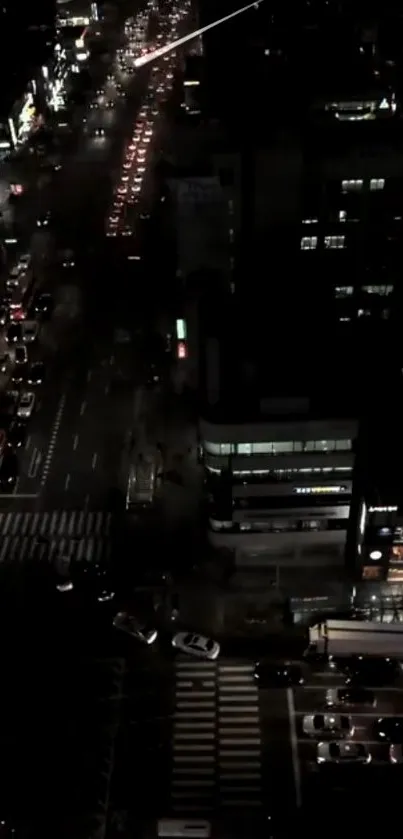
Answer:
[324,235,345,249]
[302,218,318,225]
[341,179,363,193]
[334,286,353,298]
[362,285,393,296]
[300,236,317,250]
[339,210,347,222]
[370,178,385,191]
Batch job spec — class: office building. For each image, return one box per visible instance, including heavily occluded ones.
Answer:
[198,293,358,581]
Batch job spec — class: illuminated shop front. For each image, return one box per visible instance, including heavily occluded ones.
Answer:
[356,501,403,583]
[7,86,41,149]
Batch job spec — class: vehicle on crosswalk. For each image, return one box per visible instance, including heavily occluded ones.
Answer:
[172,631,220,660]
[317,741,371,765]
[303,713,353,738]
[113,610,157,644]
[253,661,304,686]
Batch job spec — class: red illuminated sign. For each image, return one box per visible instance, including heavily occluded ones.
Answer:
[177,342,187,359]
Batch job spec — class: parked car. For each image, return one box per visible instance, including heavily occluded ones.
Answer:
[303,714,354,738]
[317,741,371,765]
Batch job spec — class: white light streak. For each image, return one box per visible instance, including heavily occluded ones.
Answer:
[134,0,264,68]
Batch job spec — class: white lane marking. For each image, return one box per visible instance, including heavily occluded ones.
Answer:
[28,450,42,479]
[84,493,90,508]
[92,452,98,469]
[25,434,31,450]
[40,393,66,488]
[73,434,79,450]
[287,687,302,809]
[64,473,70,490]
[13,477,20,494]
[80,400,86,415]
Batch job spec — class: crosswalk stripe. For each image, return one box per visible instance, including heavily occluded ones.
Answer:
[0,511,113,566]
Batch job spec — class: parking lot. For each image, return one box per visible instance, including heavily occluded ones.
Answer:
[287,663,403,810]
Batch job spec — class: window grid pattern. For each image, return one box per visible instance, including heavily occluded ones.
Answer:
[204,440,353,456]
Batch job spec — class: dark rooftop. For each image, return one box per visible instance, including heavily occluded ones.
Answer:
[199,290,400,425]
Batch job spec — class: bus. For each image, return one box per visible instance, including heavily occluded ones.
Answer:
[306,619,403,660]
[126,451,161,510]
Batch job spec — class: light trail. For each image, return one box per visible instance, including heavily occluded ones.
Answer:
[134,0,264,68]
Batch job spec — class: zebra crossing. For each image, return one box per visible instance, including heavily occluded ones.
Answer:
[172,659,262,814]
[0,511,112,564]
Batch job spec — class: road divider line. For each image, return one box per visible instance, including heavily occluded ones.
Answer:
[92,452,98,469]
[40,393,66,488]
[80,400,86,415]
[73,434,79,450]
[64,473,70,490]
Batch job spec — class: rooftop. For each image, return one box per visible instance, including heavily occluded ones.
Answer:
[199,290,399,425]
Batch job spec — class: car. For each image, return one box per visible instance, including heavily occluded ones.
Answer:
[14,345,28,365]
[317,741,371,765]
[17,391,35,419]
[0,353,8,374]
[374,716,403,743]
[172,632,220,660]
[325,687,376,708]
[0,306,8,326]
[7,420,27,449]
[36,210,51,227]
[71,561,115,603]
[18,254,31,270]
[11,364,26,384]
[61,249,75,268]
[94,127,105,137]
[254,661,305,687]
[0,452,18,490]
[6,324,22,343]
[33,292,53,317]
[302,714,354,738]
[113,611,158,644]
[90,102,99,109]
[6,267,20,288]
[27,362,44,386]
[22,321,38,343]
[390,743,403,763]
[344,656,399,686]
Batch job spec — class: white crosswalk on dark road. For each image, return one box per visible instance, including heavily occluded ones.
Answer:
[0,511,112,564]
[218,663,262,808]
[171,659,262,814]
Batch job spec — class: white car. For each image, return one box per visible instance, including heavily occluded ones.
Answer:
[172,632,220,660]
[17,391,35,418]
[113,611,157,645]
[302,714,354,738]
[317,741,371,765]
